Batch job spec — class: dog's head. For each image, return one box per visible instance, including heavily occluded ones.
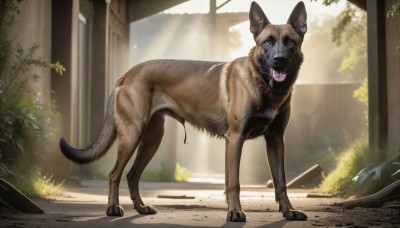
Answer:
[249,1,307,84]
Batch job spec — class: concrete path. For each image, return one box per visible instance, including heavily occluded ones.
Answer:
[1,180,398,227]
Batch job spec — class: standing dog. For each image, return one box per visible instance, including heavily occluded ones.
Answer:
[60,1,308,222]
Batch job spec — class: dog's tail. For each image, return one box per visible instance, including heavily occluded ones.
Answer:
[59,79,121,164]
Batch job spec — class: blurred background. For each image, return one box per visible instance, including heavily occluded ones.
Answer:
[1,0,399,195]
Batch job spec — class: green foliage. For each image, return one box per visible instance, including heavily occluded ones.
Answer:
[318,134,369,195]
[0,171,63,197]
[0,0,64,196]
[332,3,356,46]
[318,134,400,196]
[387,1,400,51]
[310,0,340,6]
[351,153,400,196]
[319,0,369,123]
[141,165,175,182]
[353,78,368,106]
[315,0,400,198]
[0,43,63,163]
[32,174,63,196]
[175,163,192,182]
[387,1,400,18]
[0,43,64,155]
[353,78,368,125]
[333,3,367,82]
[141,163,192,182]
[0,0,24,28]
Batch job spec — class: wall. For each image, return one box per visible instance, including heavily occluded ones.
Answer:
[9,0,52,102]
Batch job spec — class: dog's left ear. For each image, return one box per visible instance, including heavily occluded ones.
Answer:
[249,1,270,39]
[287,1,307,38]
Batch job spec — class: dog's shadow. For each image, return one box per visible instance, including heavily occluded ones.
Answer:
[93,214,209,227]
[91,214,290,227]
[219,220,289,228]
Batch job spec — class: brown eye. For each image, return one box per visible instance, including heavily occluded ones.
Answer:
[285,37,295,46]
[264,37,274,45]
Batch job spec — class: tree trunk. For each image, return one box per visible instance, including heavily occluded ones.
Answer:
[334,180,400,209]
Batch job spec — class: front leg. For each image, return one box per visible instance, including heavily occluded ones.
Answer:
[225,132,246,222]
[265,131,308,221]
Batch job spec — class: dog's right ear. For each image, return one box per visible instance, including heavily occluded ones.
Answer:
[249,1,270,39]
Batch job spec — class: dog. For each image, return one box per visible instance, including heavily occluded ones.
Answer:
[60,1,308,222]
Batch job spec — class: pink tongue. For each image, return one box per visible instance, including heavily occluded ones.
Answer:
[270,68,286,82]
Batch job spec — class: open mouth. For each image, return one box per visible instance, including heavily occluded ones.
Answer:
[270,68,287,82]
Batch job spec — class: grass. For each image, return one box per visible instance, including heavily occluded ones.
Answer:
[1,172,63,197]
[318,134,369,196]
[175,163,192,182]
[32,175,63,197]
[141,163,192,182]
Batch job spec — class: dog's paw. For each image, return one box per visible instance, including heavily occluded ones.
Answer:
[136,205,157,215]
[284,210,308,221]
[106,205,124,216]
[226,210,246,222]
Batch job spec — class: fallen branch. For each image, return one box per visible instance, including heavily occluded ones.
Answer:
[334,180,400,209]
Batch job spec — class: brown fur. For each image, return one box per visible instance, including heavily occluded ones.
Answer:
[60,1,308,222]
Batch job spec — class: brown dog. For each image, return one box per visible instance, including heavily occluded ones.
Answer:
[60,1,308,222]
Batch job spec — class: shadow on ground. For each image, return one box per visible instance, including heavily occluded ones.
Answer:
[1,180,399,227]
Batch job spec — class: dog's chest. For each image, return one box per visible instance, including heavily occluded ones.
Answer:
[242,107,275,139]
[242,92,288,139]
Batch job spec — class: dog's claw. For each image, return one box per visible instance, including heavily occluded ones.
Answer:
[227,210,246,222]
[136,205,157,215]
[106,205,124,216]
[284,210,308,221]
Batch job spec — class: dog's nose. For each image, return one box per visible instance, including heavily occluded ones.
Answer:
[273,54,287,64]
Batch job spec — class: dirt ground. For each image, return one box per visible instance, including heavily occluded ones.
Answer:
[1,180,399,227]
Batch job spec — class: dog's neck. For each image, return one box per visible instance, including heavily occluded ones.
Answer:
[256,77,271,94]
[258,67,296,95]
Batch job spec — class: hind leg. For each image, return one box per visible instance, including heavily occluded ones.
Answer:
[106,121,146,216]
[127,113,165,215]
[107,86,150,216]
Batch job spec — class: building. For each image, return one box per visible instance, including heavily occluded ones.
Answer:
[9,0,187,176]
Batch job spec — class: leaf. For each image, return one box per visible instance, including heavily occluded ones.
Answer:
[13,136,24,154]
[353,153,400,185]
[27,112,36,121]
[387,1,400,18]
[0,163,16,177]
[352,163,384,184]
[391,162,400,178]
[50,61,66,75]
[392,169,400,178]
[4,116,13,125]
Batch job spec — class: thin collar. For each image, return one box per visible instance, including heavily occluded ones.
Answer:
[257,78,271,94]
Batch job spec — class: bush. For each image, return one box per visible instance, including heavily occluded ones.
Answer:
[0,0,65,196]
[318,134,369,195]
[318,134,400,197]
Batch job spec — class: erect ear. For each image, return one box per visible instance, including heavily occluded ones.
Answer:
[249,1,270,39]
[287,1,307,38]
